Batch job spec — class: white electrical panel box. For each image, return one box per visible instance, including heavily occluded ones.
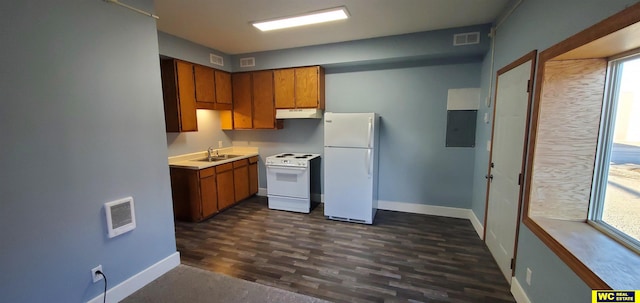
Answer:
[105,196,136,238]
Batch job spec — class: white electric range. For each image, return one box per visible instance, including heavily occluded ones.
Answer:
[265,153,320,213]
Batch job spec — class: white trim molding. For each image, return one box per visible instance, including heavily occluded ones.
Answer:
[469,210,485,240]
[377,200,484,239]
[510,277,532,303]
[87,252,180,303]
[377,200,470,219]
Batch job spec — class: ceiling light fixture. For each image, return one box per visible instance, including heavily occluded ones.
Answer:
[252,6,349,32]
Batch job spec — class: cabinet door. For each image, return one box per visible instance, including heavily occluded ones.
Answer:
[215,70,233,109]
[274,69,295,109]
[295,66,319,108]
[176,60,198,131]
[249,157,258,195]
[216,163,235,210]
[252,71,275,129]
[200,168,218,218]
[194,64,215,104]
[170,168,201,222]
[232,73,252,129]
[234,160,250,202]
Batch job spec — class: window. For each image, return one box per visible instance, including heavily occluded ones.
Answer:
[590,54,640,252]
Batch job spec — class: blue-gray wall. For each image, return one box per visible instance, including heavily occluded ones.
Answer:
[224,25,489,208]
[157,22,491,207]
[0,1,176,302]
[471,0,639,302]
[230,25,490,71]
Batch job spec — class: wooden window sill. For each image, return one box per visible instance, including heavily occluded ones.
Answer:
[524,216,640,289]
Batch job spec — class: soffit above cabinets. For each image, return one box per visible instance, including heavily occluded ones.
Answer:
[154,0,510,55]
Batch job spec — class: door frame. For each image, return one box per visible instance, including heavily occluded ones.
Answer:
[483,50,537,277]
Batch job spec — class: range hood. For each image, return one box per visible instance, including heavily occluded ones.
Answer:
[276,108,323,119]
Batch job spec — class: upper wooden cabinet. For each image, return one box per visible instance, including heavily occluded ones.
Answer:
[229,71,282,130]
[193,64,232,110]
[274,66,325,109]
[252,71,276,129]
[215,70,233,108]
[160,59,198,132]
[231,73,253,129]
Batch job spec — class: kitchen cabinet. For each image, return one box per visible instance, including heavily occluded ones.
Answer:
[216,162,236,211]
[231,73,253,129]
[214,70,233,108]
[169,167,217,222]
[248,156,259,195]
[229,71,283,130]
[194,65,233,111]
[160,59,198,132]
[252,71,277,129]
[169,156,260,221]
[274,66,325,109]
[233,159,250,202]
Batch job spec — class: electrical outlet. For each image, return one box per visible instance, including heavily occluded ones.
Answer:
[91,265,103,283]
[526,267,532,286]
[218,141,223,148]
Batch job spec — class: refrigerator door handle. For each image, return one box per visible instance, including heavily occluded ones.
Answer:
[367,117,373,148]
[366,149,372,176]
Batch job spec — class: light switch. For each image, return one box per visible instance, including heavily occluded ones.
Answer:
[484,113,490,123]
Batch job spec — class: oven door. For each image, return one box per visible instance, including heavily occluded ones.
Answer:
[266,165,310,199]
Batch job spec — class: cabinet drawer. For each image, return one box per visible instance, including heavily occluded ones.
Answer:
[200,167,215,178]
[215,163,233,173]
[249,156,258,164]
[233,159,249,168]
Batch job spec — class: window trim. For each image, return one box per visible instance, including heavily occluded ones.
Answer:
[522,2,640,290]
[588,53,640,255]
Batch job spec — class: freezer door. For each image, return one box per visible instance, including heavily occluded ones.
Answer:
[324,147,374,222]
[324,112,376,148]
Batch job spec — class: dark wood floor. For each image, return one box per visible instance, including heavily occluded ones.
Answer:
[175,196,515,303]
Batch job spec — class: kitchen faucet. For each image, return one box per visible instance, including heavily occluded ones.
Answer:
[207,146,216,160]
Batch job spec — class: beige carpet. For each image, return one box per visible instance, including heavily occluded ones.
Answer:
[121,265,332,303]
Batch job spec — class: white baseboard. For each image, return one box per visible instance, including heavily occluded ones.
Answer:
[377,200,470,219]
[510,277,531,303]
[258,188,267,197]
[469,210,484,240]
[87,252,180,303]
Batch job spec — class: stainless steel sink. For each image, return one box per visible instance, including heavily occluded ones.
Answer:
[195,154,242,162]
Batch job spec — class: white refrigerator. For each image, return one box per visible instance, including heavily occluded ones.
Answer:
[323,112,379,224]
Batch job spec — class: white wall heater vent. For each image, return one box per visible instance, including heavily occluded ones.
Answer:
[453,32,480,46]
[240,57,256,68]
[105,196,136,238]
[210,53,224,66]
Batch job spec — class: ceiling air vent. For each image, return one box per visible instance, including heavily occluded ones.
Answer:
[453,32,480,46]
[240,57,256,68]
[209,53,224,66]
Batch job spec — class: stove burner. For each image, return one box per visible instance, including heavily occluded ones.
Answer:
[294,155,308,159]
[276,153,294,158]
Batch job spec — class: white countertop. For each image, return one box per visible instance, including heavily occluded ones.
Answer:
[168,146,259,170]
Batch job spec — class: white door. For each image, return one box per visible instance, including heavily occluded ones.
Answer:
[485,56,534,282]
[324,112,375,148]
[324,146,373,222]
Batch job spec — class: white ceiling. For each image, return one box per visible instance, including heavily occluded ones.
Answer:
[154,0,510,55]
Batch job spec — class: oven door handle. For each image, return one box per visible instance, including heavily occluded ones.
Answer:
[267,166,307,171]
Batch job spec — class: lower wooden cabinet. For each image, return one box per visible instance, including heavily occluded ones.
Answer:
[216,162,236,211]
[170,156,260,222]
[233,159,250,202]
[249,156,258,195]
[170,167,217,222]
